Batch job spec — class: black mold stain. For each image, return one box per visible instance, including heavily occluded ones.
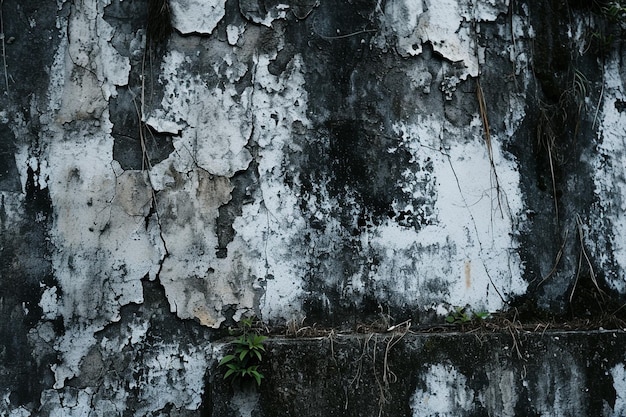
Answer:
[0,1,62,102]
[0,166,56,410]
[0,124,21,192]
[276,0,443,325]
[324,119,409,220]
[290,0,431,231]
[146,0,172,46]
[110,90,175,170]
[506,0,610,313]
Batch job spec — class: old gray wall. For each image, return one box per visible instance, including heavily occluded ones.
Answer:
[1,0,626,415]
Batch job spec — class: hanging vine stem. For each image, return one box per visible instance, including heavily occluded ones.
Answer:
[0,0,9,95]
[569,214,604,304]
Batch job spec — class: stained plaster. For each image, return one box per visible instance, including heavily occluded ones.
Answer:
[6,0,528,409]
[1,0,626,415]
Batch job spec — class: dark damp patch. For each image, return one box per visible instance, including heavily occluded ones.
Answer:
[110,89,175,170]
[0,124,20,192]
[216,161,259,258]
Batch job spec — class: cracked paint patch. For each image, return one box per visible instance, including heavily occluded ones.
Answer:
[57,0,130,123]
[143,45,259,327]
[147,48,252,178]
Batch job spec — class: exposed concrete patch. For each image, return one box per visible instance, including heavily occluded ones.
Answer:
[155,168,254,327]
[484,363,518,417]
[410,363,477,416]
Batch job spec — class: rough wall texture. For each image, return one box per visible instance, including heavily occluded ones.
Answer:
[1,0,626,415]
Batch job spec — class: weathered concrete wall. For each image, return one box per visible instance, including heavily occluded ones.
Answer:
[1,0,626,415]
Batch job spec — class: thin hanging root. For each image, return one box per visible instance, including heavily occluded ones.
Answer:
[546,141,559,223]
[537,108,560,222]
[382,320,410,386]
[0,0,8,94]
[476,79,504,217]
[537,229,569,287]
[570,215,604,303]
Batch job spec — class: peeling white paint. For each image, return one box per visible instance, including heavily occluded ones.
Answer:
[382,0,507,79]
[592,51,626,293]
[609,363,626,417]
[40,10,156,390]
[379,118,526,312]
[149,49,252,178]
[56,0,130,123]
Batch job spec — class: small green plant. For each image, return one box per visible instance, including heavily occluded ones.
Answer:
[602,1,626,22]
[445,307,490,324]
[218,317,268,386]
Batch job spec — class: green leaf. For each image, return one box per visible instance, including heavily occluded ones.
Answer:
[218,355,236,366]
[235,338,248,346]
[445,315,455,323]
[253,349,263,361]
[251,370,264,386]
[239,349,249,361]
[224,368,236,379]
[252,335,268,347]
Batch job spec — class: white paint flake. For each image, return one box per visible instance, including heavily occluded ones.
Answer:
[383,0,497,78]
[169,0,226,35]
